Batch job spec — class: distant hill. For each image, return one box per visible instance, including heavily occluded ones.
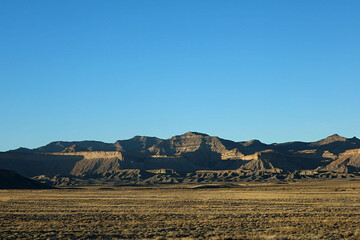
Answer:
[0,169,53,189]
[2,132,360,186]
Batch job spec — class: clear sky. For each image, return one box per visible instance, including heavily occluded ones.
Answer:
[1,0,359,151]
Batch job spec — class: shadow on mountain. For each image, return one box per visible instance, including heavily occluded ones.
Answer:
[0,152,83,177]
[0,169,53,189]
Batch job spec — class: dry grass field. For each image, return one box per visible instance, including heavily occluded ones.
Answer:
[1,180,360,239]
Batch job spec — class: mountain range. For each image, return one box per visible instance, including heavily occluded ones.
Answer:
[1,132,360,186]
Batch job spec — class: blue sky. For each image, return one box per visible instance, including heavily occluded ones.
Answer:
[1,0,359,151]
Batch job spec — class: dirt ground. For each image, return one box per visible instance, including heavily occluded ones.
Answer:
[1,180,360,239]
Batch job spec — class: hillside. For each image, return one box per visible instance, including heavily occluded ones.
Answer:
[2,132,360,186]
[0,169,53,189]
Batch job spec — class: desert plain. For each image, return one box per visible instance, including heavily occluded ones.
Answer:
[1,179,360,240]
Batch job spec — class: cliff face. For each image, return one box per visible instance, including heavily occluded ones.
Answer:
[61,152,125,176]
[317,149,360,173]
[2,132,360,179]
[238,150,325,172]
[0,152,82,177]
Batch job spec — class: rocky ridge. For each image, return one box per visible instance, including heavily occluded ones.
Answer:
[1,132,360,186]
